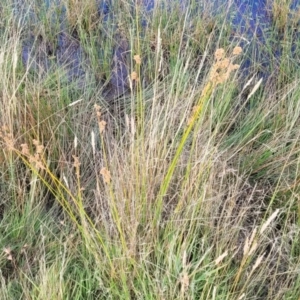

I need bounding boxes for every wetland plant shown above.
[0,1,299,299]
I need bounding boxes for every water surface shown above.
[20,0,300,99]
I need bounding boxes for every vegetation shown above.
[0,0,300,299]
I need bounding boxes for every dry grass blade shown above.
[260,209,280,234]
[246,78,263,100]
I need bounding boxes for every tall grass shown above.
[0,0,300,299]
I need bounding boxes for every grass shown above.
[0,0,300,299]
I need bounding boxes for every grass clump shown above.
[0,0,300,299]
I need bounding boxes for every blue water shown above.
[103,0,294,88]
[21,0,300,95]
[98,0,300,79]
[230,0,300,78]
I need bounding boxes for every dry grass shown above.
[267,0,300,32]
[0,0,300,299]
[63,0,98,30]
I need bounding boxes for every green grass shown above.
[0,0,300,299]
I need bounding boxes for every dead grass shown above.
[0,0,300,299]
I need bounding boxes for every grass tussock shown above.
[0,0,300,299]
